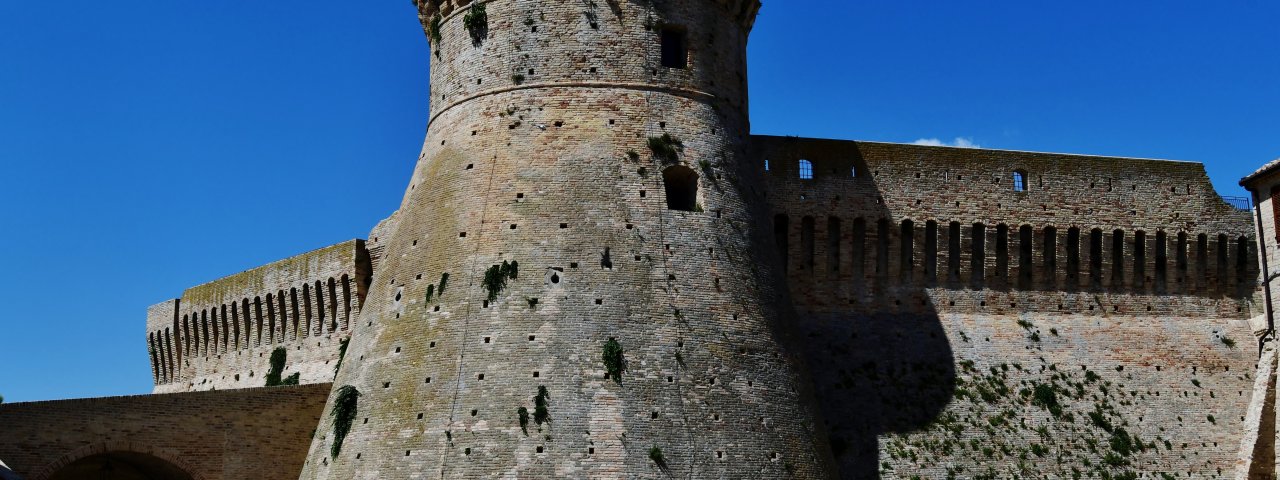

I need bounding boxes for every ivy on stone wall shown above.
[330,385,361,458]
[517,406,530,435]
[647,134,684,164]
[533,386,550,427]
[265,347,298,386]
[334,338,350,377]
[602,338,625,382]
[483,261,519,301]
[463,3,487,44]
[428,14,443,44]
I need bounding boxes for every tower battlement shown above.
[414,0,761,31]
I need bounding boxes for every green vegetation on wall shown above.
[463,3,487,42]
[334,338,351,377]
[483,261,519,301]
[330,385,361,458]
[647,134,684,164]
[602,338,625,382]
[517,406,530,435]
[534,386,550,427]
[265,347,300,387]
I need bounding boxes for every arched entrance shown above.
[45,452,193,480]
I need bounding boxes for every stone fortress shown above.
[1,1,1278,479]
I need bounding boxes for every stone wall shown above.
[300,0,836,478]
[0,384,330,480]
[756,136,1263,478]
[146,240,370,393]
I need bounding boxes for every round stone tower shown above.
[300,0,834,478]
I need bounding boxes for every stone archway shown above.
[29,443,205,480]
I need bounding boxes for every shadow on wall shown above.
[762,145,956,479]
[45,452,195,480]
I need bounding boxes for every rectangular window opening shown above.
[660,27,688,69]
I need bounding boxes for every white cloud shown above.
[912,137,981,149]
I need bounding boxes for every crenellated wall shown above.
[753,136,1265,478]
[146,240,372,394]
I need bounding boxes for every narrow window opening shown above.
[827,217,842,273]
[663,165,699,211]
[995,224,1009,282]
[801,216,816,273]
[660,27,688,69]
[1237,236,1251,294]
[852,218,867,289]
[1196,234,1209,292]
[924,220,939,285]
[774,214,789,273]
[948,222,962,283]
[1044,227,1058,290]
[875,219,891,286]
[1013,170,1028,192]
[1217,234,1230,294]
[1089,229,1103,291]
[1155,231,1168,293]
[971,223,987,287]
[1177,232,1189,289]
[1134,231,1147,290]
[1018,225,1033,290]
[798,159,814,180]
[900,220,915,283]
[1111,230,1126,288]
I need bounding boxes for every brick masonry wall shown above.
[300,0,836,479]
[0,384,330,480]
[756,136,1263,478]
[146,240,370,393]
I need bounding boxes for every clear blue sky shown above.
[1,1,1276,403]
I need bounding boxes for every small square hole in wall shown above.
[434,306,440,312]
[465,448,471,455]
[529,69,535,75]
[395,347,402,353]
[640,190,646,197]
[609,119,615,125]
[472,130,478,135]
[667,376,674,383]
[716,451,724,459]
[418,413,424,419]
[477,373,485,380]
[430,341,437,348]
[471,409,478,417]
[425,377,432,384]
[651,411,659,419]
[659,122,667,129]
[483,300,490,308]
[356,453,362,459]
[416,274,423,280]
[383,382,391,389]
[511,224,518,230]
[484,337,491,344]
[363,418,369,424]
[412,240,418,246]
[560,223,568,229]
[595,299,603,305]
[517,193,524,199]
[554,121,563,128]
[460,232,467,238]
[528,335,536,341]
[466,164,474,170]
[589,447,595,454]
[406,450,411,456]
[533,371,540,378]
[570,262,578,268]
[536,446,545,453]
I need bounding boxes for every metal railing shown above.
[1222,196,1252,211]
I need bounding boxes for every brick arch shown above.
[27,442,207,480]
